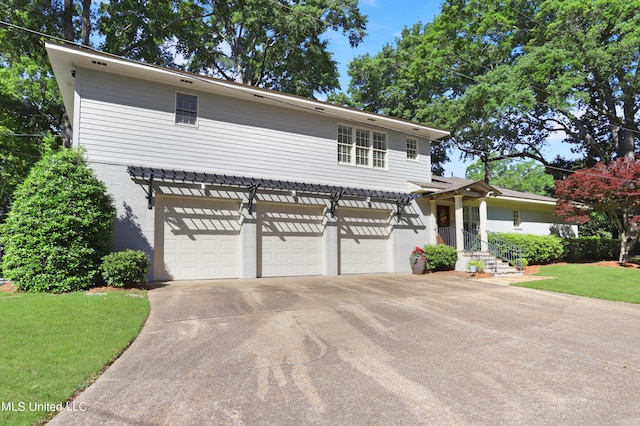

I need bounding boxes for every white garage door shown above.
[339,208,391,274]
[258,203,325,277]
[156,197,241,280]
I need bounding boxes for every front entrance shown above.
[436,205,455,247]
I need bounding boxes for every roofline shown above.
[492,195,557,206]
[45,42,451,140]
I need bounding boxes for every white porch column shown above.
[479,198,488,251]
[429,199,438,245]
[454,195,464,252]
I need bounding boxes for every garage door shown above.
[156,197,241,280]
[338,208,391,274]
[258,203,325,277]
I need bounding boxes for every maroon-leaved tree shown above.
[554,158,640,263]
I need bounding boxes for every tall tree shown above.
[341,0,640,173]
[465,158,554,196]
[554,158,640,262]
[98,0,367,98]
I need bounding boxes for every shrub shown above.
[100,250,150,287]
[561,237,621,262]
[423,244,458,271]
[489,233,563,265]
[466,259,485,273]
[0,150,115,292]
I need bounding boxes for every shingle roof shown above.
[416,176,557,203]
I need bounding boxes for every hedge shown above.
[488,233,563,265]
[423,244,458,271]
[561,237,620,262]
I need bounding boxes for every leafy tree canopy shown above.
[98,0,367,98]
[554,158,640,262]
[340,0,640,173]
[465,158,554,196]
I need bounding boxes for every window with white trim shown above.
[337,124,387,169]
[355,128,370,166]
[373,131,387,168]
[513,210,521,227]
[406,138,418,160]
[175,92,198,125]
[337,125,353,163]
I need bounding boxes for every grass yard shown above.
[0,289,149,425]
[515,263,640,303]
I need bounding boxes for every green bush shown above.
[100,250,150,287]
[489,233,563,265]
[561,237,620,262]
[466,259,485,273]
[0,150,115,292]
[423,244,458,271]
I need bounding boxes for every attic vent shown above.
[91,60,107,67]
[180,79,193,84]
[315,107,325,111]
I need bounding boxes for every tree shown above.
[0,0,93,218]
[0,149,115,292]
[554,158,640,263]
[341,0,640,173]
[465,158,554,196]
[98,0,367,98]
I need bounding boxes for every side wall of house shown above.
[74,67,432,193]
[487,205,577,236]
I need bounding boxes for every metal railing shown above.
[463,230,524,272]
[437,226,456,247]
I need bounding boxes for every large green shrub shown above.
[423,244,458,271]
[100,250,150,287]
[489,233,563,265]
[561,237,620,262]
[0,149,115,292]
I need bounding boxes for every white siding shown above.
[487,205,572,236]
[75,68,431,193]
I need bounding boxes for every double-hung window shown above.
[175,92,198,125]
[373,131,387,168]
[406,138,418,160]
[513,210,521,228]
[355,129,370,166]
[337,124,387,170]
[337,125,353,163]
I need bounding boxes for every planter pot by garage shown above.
[411,257,426,274]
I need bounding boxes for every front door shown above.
[437,205,450,227]
[436,205,454,246]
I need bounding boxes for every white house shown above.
[46,42,575,281]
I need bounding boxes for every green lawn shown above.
[0,290,149,425]
[514,264,640,303]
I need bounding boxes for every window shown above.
[337,124,387,169]
[337,125,353,164]
[355,129,370,166]
[463,206,480,233]
[373,132,387,168]
[513,210,521,228]
[175,93,197,125]
[406,138,418,160]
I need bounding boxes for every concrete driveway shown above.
[50,274,640,425]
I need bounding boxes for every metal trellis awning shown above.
[127,166,418,220]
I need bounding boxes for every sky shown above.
[322,0,574,178]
